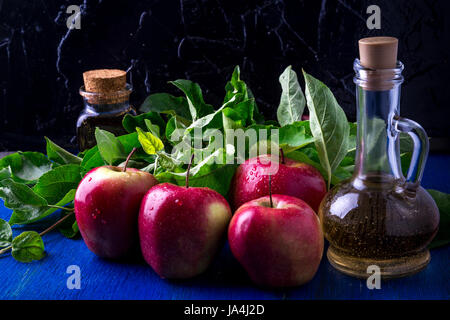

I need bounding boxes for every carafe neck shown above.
[352,59,404,182]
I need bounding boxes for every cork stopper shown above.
[80,69,130,104]
[358,37,398,70]
[83,69,126,93]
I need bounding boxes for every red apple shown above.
[139,183,232,279]
[74,166,158,258]
[230,154,326,212]
[228,194,324,287]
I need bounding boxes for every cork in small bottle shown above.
[81,69,129,104]
[358,37,399,90]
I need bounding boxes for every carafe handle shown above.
[392,115,429,189]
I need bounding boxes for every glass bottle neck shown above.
[353,59,404,182]
[79,83,133,115]
[83,101,132,115]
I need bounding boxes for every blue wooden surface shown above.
[0,154,449,300]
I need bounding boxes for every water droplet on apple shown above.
[174,199,183,206]
[88,177,92,182]
[91,208,101,219]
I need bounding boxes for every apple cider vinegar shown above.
[320,176,438,267]
[319,37,439,278]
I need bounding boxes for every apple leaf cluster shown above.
[0,66,449,263]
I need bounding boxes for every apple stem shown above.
[186,153,194,188]
[280,148,285,165]
[123,147,137,172]
[269,174,273,208]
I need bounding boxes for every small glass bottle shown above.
[319,37,439,278]
[77,69,136,151]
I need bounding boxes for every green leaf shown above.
[82,132,150,173]
[188,164,237,197]
[158,164,237,197]
[347,122,358,153]
[332,165,354,182]
[157,152,182,171]
[45,137,82,165]
[136,127,164,155]
[303,70,349,189]
[9,189,76,225]
[140,162,156,173]
[0,179,48,223]
[399,132,414,153]
[400,152,412,177]
[286,149,323,171]
[223,66,257,126]
[286,149,344,186]
[118,132,153,161]
[0,167,12,181]
[122,111,166,136]
[170,79,214,121]
[224,66,248,104]
[76,149,88,158]
[156,148,237,197]
[244,122,313,156]
[165,116,187,144]
[228,99,253,122]
[0,218,12,247]
[184,91,252,138]
[80,146,104,173]
[139,92,192,120]
[222,99,256,130]
[277,66,305,126]
[0,152,52,184]
[95,128,126,165]
[32,165,81,204]
[186,109,224,133]
[117,132,139,151]
[58,214,79,239]
[278,121,315,153]
[11,231,45,263]
[248,87,265,124]
[144,119,161,138]
[427,189,450,249]
[222,108,245,130]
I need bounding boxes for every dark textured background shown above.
[1,0,449,152]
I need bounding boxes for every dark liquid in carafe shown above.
[320,174,439,259]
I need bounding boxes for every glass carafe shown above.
[319,59,440,278]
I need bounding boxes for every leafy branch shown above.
[0,65,449,264]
